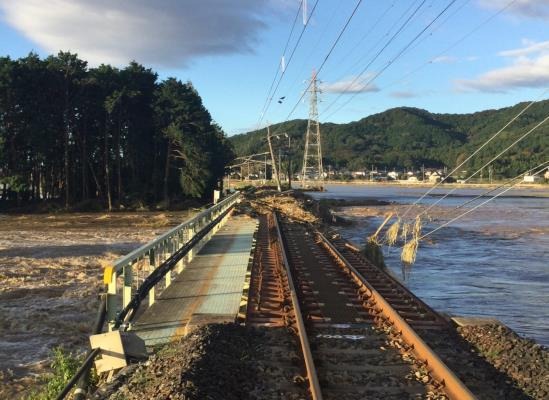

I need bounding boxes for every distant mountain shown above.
[230,100,549,177]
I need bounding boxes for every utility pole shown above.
[264,153,267,183]
[287,134,292,189]
[301,69,324,188]
[267,125,282,192]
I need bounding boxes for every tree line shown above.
[0,52,234,210]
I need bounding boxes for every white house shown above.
[523,175,542,183]
[428,171,443,183]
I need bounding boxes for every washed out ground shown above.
[0,211,193,398]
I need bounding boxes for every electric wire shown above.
[281,0,346,98]
[382,0,516,92]
[270,0,368,135]
[415,113,549,219]
[256,1,304,129]
[322,0,458,120]
[453,160,549,211]
[399,88,549,219]
[320,0,428,117]
[418,160,549,240]
[258,0,320,128]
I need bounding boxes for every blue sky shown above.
[0,0,548,135]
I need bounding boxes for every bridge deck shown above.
[132,215,257,346]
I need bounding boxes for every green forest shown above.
[0,52,234,210]
[231,100,548,178]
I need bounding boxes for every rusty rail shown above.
[272,212,323,400]
[317,231,477,400]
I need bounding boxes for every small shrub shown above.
[25,347,84,400]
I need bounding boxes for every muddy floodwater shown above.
[310,184,549,346]
[0,211,192,397]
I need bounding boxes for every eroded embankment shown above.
[95,324,306,400]
[458,323,549,399]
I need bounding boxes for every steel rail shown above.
[272,212,323,400]
[317,231,477,400]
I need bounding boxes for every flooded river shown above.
[310,184,549,346]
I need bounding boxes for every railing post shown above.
[122,264,132,308]
[186,225,195,263]
[149,249,156,306]
[106,269,118,331]
[165,241,172,287]
[176,233,184,273]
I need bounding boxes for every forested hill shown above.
[230,100,549,177]
[0,52,234,210]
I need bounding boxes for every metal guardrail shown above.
[103,191,241,329]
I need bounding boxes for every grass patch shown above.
[25,347,96,400]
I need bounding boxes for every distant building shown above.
[523,175,542,183]
[407,176,419,182]
[351,171,367,178]
[428,171,443,183]
[387,171,399,180]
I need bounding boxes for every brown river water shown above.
[310,184,549,346]
[0,211,191,397]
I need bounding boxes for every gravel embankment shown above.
[458,323,549,400]
[95,323,307,400]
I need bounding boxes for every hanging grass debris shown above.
[401,216,422,265]
[401,222,410,243]
[401,237,419,265]
[413,215,422,238]
[385,217,401,246]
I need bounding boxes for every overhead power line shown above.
[256,1,304,129]
[319,0,428,117]
[416,113,549,219]
[272,0,365,134]
[382,0,517,92]
[257,0,320,128]
[400,88,549,219]
[323,0,459,120]
[418,160,549,240]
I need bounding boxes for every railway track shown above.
[245,209,532,400]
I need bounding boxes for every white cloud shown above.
[321,75,379,94]
[390,91,418,98]
[477,0,549,20]
[431,55,458,64]
[498,40,549,57]
[0,0,283,67]
[456,41,549,92]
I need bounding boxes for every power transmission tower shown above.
[301,70,324,188]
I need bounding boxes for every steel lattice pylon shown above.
[301,70,324,187]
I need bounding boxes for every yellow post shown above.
[148,249,156,306]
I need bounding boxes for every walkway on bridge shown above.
[132,214,257,346]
